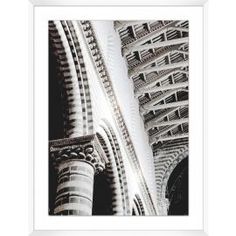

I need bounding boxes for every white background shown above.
[0,0,236,235]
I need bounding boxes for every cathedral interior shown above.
[49,20,189,216]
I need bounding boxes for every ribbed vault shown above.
[115,20,189,214]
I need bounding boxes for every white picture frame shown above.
[29,0,208,235]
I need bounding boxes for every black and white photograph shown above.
[48,20,189,216]
[4,0,236,235]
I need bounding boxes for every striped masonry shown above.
[54,160,95,215]
[100,121,131,215]
[135,194,145,215]
[49,20,97,215]
[49,20,93,138]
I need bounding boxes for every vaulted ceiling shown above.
[115,20,189,195]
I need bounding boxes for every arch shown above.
[80,20,157,215]
[94,119,131,215]
[166,157,188,215]
[155,146,188,215]
[160,149,188,200]
[49,20,93,138]
[49,20,94,215]
[132,194,145,216]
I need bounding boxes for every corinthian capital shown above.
[49,134,106,174]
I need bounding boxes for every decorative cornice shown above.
[79,20,157,215]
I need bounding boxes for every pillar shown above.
[50,135,105,215]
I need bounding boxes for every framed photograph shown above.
[29,0,207,235]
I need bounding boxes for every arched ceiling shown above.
[115,20,189,157]
[115,21,189,212]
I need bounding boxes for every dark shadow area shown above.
[166,157,188,215]
[48,37,64,215]
[49,40,64,140]
[92,172,113,215]
[48,157,57,215]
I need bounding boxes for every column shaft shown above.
[49,135,105,216]
[54,160,95,215]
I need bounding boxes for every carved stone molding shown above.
[79,20,157,215]
[50,134,106,174]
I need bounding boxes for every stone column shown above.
[50,135,105,215]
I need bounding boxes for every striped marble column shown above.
[50,135,105,215]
